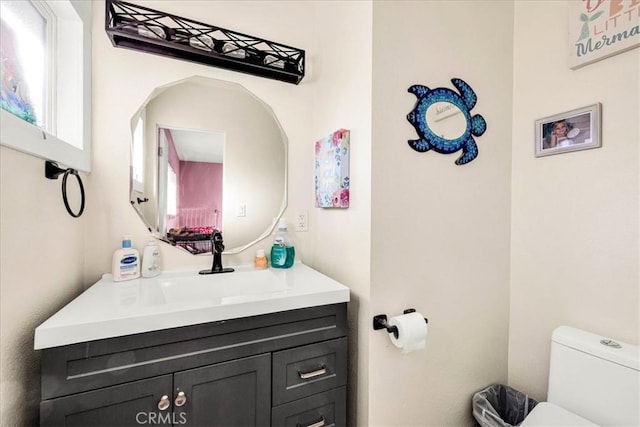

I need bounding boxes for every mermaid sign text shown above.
[569,0,640,69]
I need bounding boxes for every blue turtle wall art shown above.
[406,78,487,165]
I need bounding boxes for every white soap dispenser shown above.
[141,240,161,278]
[112,235,140,282]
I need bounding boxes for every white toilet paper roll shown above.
[388,311,427,354]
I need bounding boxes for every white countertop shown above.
[34,262,350,349]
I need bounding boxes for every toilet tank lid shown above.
[552,326,639,371]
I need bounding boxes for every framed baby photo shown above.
[535,103,601,158]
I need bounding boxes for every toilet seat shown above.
[520,402,599,426]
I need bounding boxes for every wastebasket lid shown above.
[520,402,598,427]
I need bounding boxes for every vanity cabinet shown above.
[39,303,347,426]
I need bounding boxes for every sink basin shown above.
[158,268,290,305]
[34,262,350,349]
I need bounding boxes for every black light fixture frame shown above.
[105,0,305,84]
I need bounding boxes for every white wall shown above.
[0,147,86,426]
[307,3,373,425]
[509,1,640,401]
[369,2,514,425]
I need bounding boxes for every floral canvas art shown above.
[315,129,350,208]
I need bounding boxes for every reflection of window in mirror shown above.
[167,166,177,217]
[132,115,144,192]
[0,0,92,171]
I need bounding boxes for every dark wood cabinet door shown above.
[174,353,271,427]
[40,375,172,426]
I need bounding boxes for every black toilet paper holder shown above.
[373,309,428,339]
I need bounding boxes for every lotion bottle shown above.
[141,240,161,278]
[112,235,140,282]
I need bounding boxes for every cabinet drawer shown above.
[272,386,346,427]
[272,337,347,406]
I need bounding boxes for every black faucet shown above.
[199,231,235,275]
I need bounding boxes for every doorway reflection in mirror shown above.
[160,127,224,254]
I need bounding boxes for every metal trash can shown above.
[472,384,538,427]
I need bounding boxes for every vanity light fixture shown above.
[105,0,305,84]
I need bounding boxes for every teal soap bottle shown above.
[270,218,295,268]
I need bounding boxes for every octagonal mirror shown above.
[130,76,287,254]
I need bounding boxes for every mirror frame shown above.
[129,75,288,254]
[406,78,487,166]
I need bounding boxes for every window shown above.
[0,0,91,172]
[0,0,47,127]
[167,166,177,217]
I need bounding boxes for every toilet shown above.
[520,326,640,426]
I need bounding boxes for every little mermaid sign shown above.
[569,0,640,69]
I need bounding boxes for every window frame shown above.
[0,0,92,172]
[131,113,145,193]
[166,164,177,217]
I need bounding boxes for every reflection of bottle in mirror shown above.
[270,219,295,269]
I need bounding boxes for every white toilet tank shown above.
[547,326,639,426]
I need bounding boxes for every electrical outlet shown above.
[295,211,308,232]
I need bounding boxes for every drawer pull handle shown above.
[298,366,327,379]
[157,395,170,411]
[298,416,325,427]
[174,391,187,407]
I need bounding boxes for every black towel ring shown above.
[45,161,85,218]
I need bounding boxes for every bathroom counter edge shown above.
[34,262,350,349]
